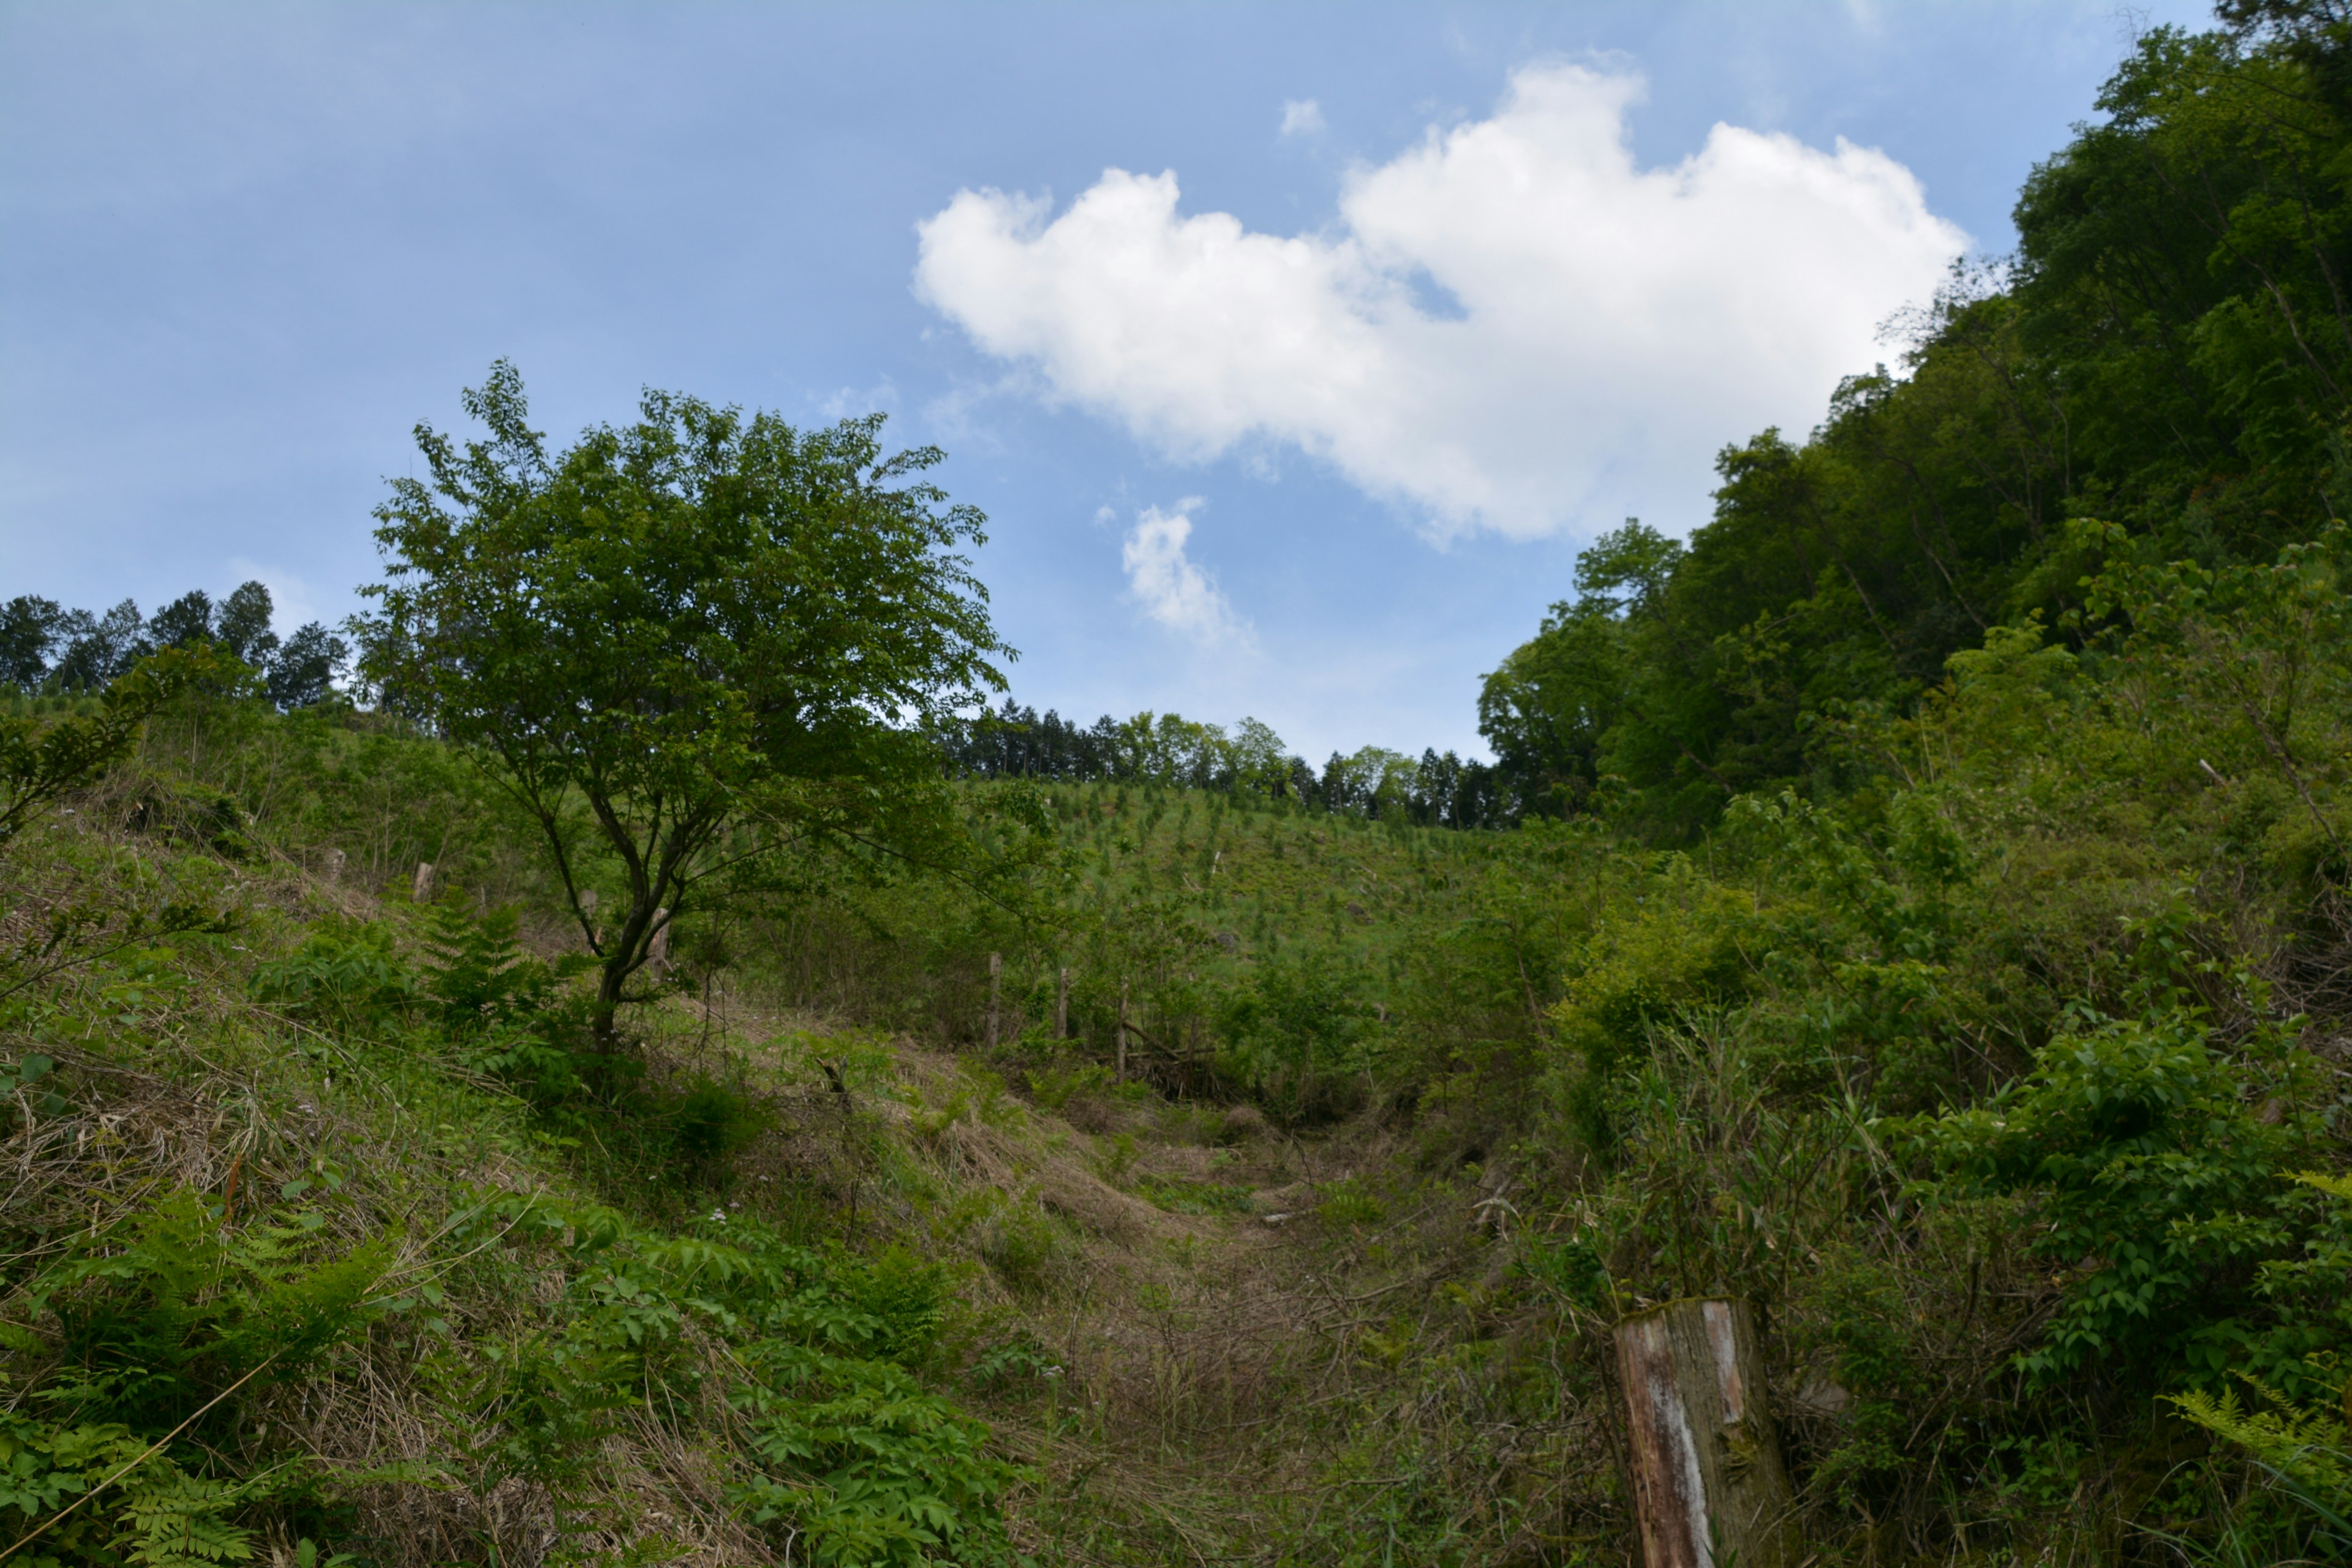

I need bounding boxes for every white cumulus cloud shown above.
[914,61,1969,540]
[1119,499,1248,646]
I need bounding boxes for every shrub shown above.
[1915,1005,2328,1391]
[249,922,415,1035]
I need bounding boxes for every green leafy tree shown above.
[146,591,218,652]
[1228,717,1291,798]
[53,600,149,691]
[262,623,345,711]
[0,596,63,687]
[2013,19,2352,545]
[358,363,1010,1044]
[1477,519,1681,818]
[1217,948,1379,1124]
[211,582,279,669]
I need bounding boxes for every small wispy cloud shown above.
[1279,98,1325,137]
[818,377,899,421]
[1119,499,1249,646]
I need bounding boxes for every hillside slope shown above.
[12,560,2352,1566]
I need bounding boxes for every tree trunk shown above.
[592,902,658,1051]
[592,965,624,1050]
[1056,965,1071,1038]
[1614,1298,1797,1568]
[411,861,435,903]
[1116,982,1128,1080]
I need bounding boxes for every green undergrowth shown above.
[0,817,1042,1568]
[7,522,2352,1567]
[727,530,2352,1564]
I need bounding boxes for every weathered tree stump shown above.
[1614,1298,1797,1568]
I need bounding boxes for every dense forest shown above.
[1481,0,2352,837]
[940,704,1512,831]
[9,6,2352,1566]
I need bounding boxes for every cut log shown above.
[1614,1298,1797,1568]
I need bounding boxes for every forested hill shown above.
[7,7,2352,1568]
[1482,2,2352,835]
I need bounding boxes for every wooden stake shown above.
[1613,1298,1796,1568]
[1056,966,1070,1039]
[410,861,435,903]
[987,951,1002,1048]
[1116,982,1128,1081]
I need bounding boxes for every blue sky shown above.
[1,1,2209,761]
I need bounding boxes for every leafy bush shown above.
[1916,1005,2328,1390]
[1216,948,1379,1125]
[1023,1061,1112,1113]
[249,923,415,1034]
[661,1076,772,1170]
[0,1415,273,1568]
[381,1192,1027,1567]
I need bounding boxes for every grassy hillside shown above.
[9,545,2352,1567]
[0,692,1583,1567]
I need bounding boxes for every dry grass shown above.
[711,1023,1622,1566]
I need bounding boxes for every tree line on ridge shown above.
[937,702,1516,829]
[1,582,346,710]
